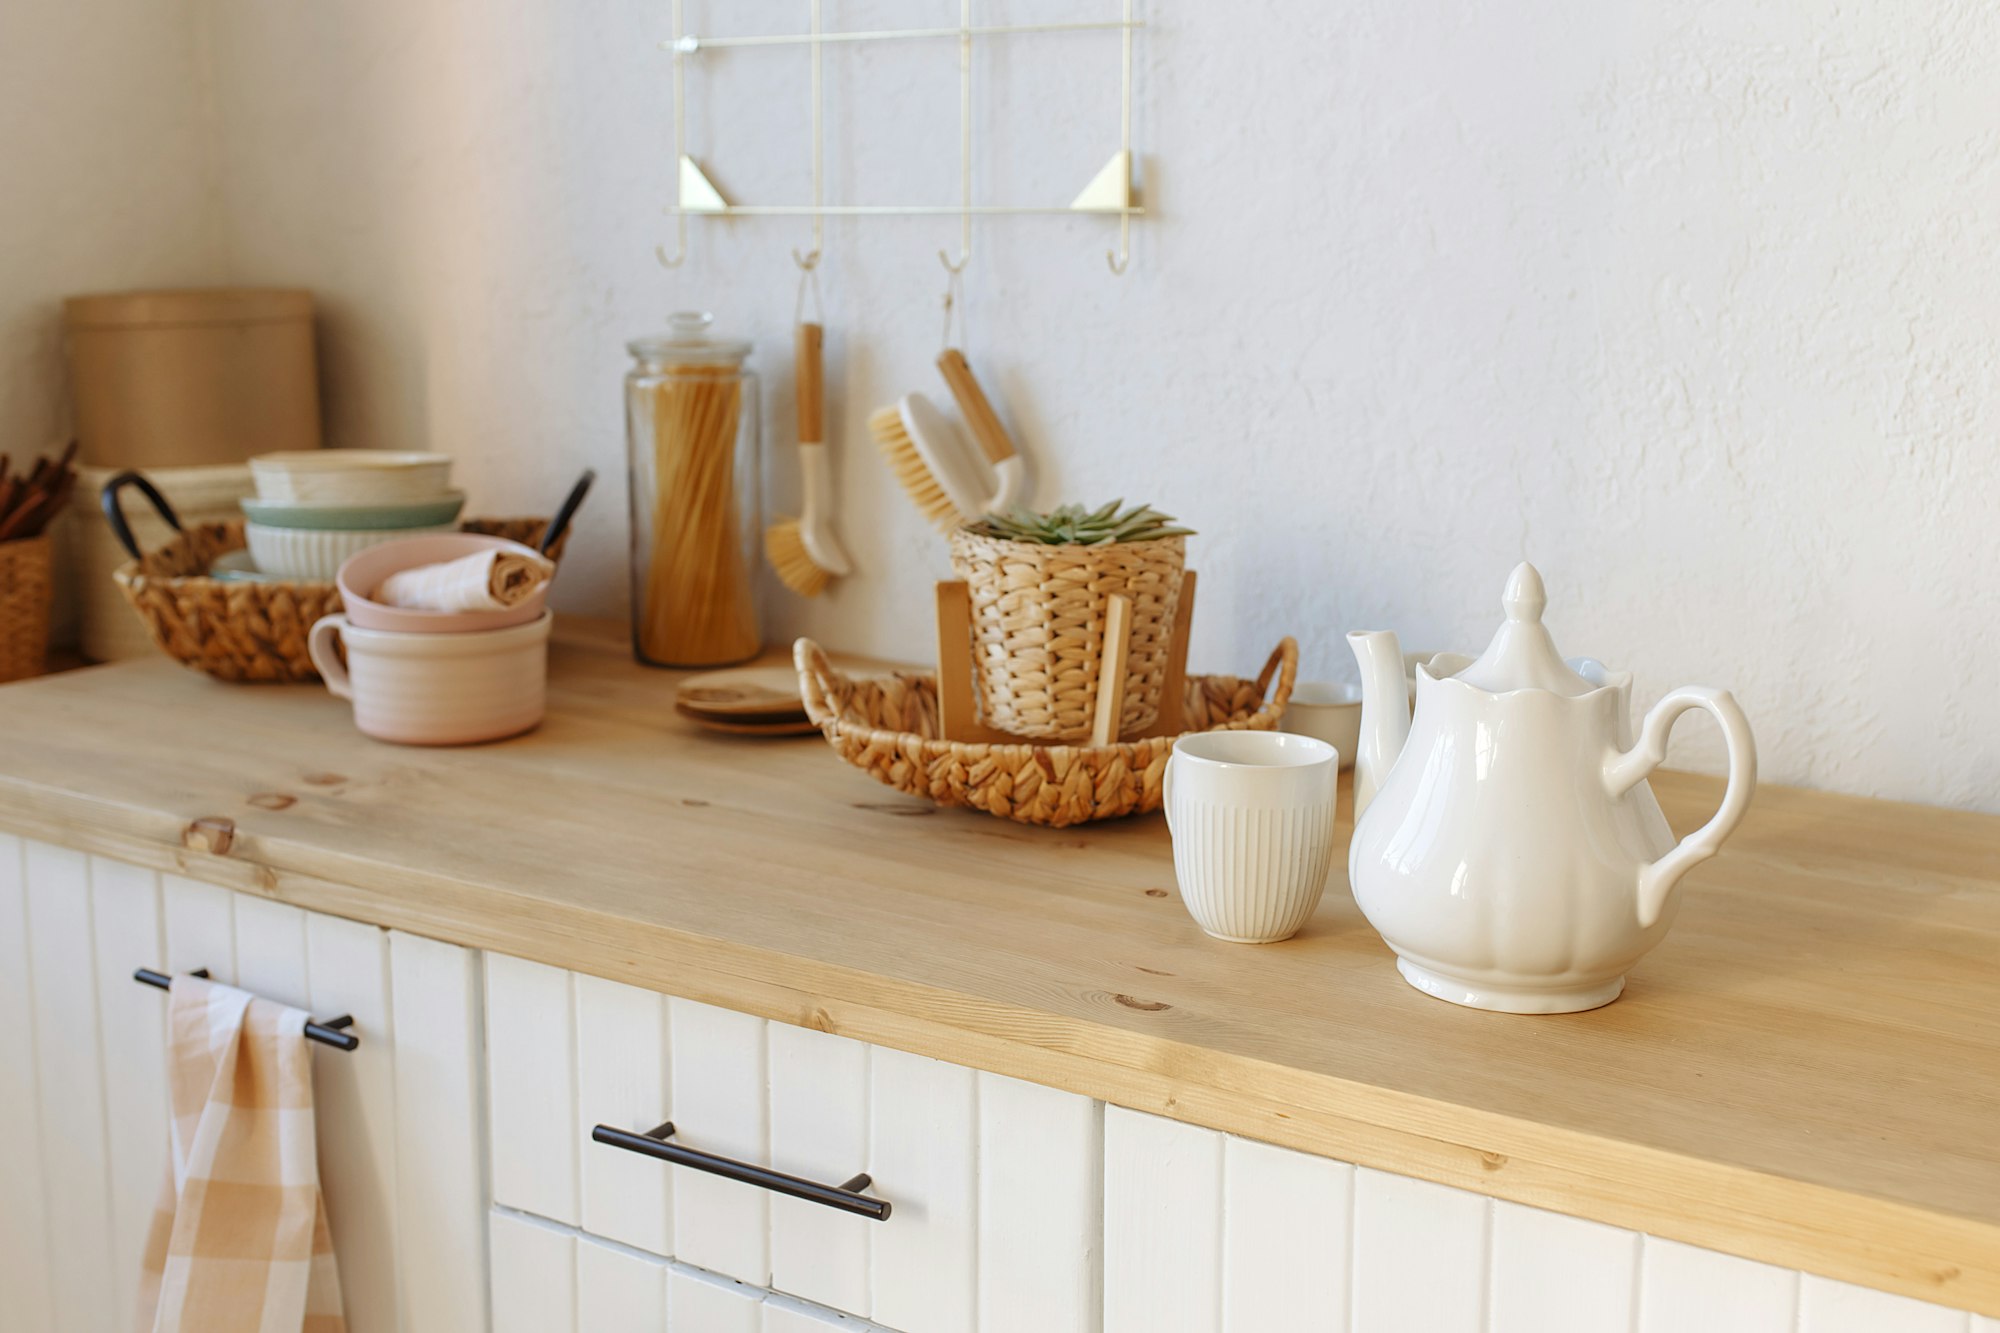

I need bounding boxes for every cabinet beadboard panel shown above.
[1351,1168,1489,1333]
[869,1047,977,1333]
[86,854,168,1313]
[1640,1236,1799,1332]
[0,834,56,1333]
[161,871,236,980]
[576,1233,668,1331]
[575,973,672,1255]
[1220,1134,1353,1332]
[232,893,310,1009]
[307,912,399,1333]
[388,929,489,1333]
[22,840,118,1333]
[1107,1105,1978,1333]
[669,996,773,1286]
[490,1210,577,1333]
[1799,1274,1974,1333]
[768,1022,871,1314]
[669,1265,764,1333]
[978,1070,1103,1333]
[1489,1199,1638,1333]
[1104,1105,1224,1333]
[485,952,580,1225]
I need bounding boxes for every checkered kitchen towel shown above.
[136,975,345,1333]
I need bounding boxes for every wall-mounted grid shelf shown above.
[657,1,1143,275]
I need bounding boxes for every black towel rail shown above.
[133,967,360,1051]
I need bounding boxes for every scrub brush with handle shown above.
[765,322,852,596]
[868,349,1027,532]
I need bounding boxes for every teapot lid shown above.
[1451,563,1595,696]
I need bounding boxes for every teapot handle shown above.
[1603,686,1757,928]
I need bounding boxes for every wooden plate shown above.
[675,665,811,721]
[673,702,820,737]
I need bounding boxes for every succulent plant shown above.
[964,500,1194,546]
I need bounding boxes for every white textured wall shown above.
[0,0,222,466]
[192,1,2000,810]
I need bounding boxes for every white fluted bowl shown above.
[245,520,454,582]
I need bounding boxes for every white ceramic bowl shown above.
[1281,681,1363,771]
[245,520,456,582]
[251,451,454,506]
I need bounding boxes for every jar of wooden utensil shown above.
[625,312,761,669]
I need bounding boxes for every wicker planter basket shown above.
[795,636,1297,827]
[948,528,1187,742]
[0,535,54,684]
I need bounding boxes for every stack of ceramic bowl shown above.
[241,451,463,581]
[307,534,556,746]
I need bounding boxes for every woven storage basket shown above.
[0,535,54,684]
[948,528,1186,742]
[796,635,1297,827]
[113,516,562,682]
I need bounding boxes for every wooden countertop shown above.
[2,623,1996,1314]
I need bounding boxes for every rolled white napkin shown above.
[374,548,554,612]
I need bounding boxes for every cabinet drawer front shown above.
[487,953,1105,1329]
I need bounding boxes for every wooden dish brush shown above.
[766,322,851,596]
[869,349,1026,531]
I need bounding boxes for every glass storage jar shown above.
[626,311,760,668]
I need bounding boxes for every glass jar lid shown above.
[627,310,751,366]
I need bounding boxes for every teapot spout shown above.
[1347,630,1410,822]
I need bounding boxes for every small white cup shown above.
[308,612,551,746]
[1165,730,1340,943]
[1281,680,1363,770]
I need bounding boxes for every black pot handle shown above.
[100,471,184,561]
[539,467,595,555]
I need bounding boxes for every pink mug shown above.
[308,612,551,746]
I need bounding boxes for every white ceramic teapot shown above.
[1346,563,1756,1014]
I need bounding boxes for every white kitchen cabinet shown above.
[1100,1102,1982,1333]
[483,956,1106,1331]
[0,836,486,1333]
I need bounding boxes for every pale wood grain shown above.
[0,624,1995,1312]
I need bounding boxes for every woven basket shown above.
[796,635,1297,827]
[948,529,1186,742]
[0,535,54,684]
[112,516,564,683]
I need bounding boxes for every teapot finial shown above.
[1502,562,1547,623]
[1452,561,1593,696]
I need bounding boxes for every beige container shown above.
[64,289,320,468]
[69,463,255,662]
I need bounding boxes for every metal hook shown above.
[937,247,969,275]
[655,239,686,269]
[1106,247,1129,276]
[792,247,820,271]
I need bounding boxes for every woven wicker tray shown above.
[794,636,1298,827]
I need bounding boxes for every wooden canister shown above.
[64,288,321,468]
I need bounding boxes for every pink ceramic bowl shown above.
[337,533,550,633]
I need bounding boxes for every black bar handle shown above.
[100,471,184,562]
[134,967,360,1052]
[592,1121,890,1221]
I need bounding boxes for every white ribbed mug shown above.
[1165,731,1340,943]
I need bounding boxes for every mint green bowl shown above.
[240,492,466,530]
